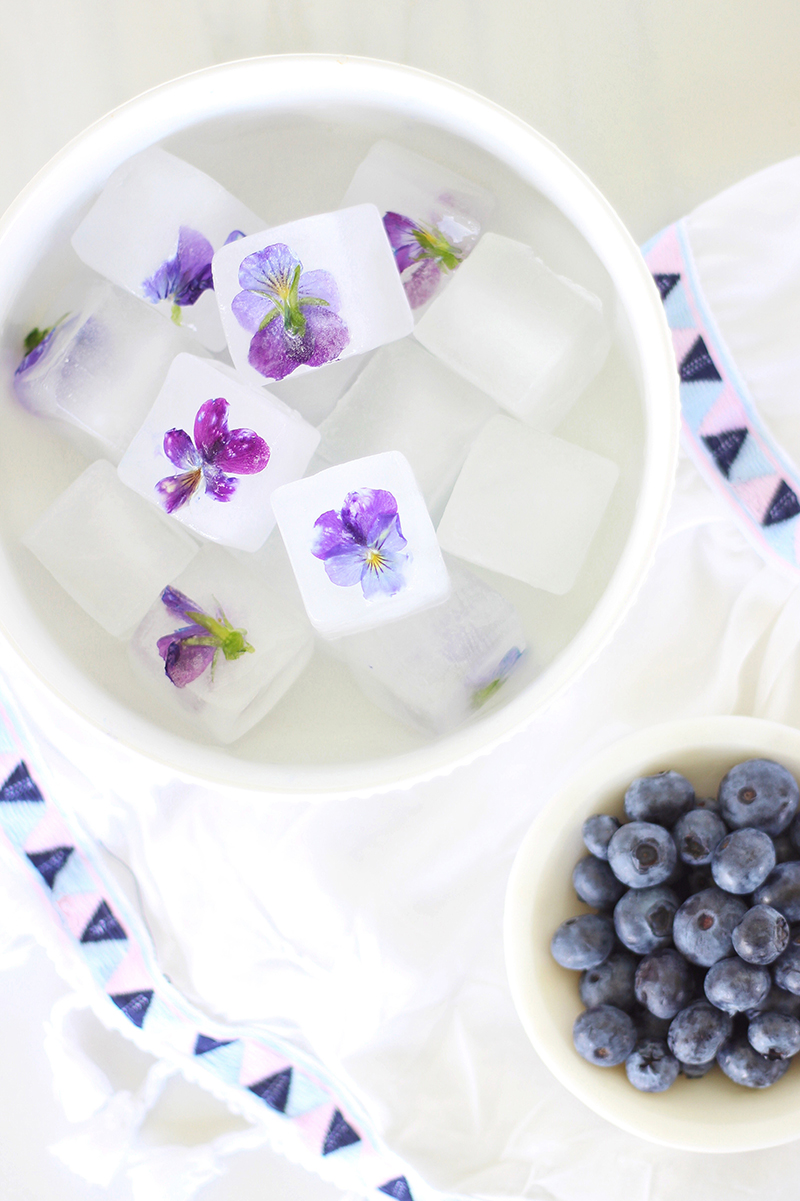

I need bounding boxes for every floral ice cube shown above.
[212,204,413,388]
[22,459,198,637]
[414,232,611,430]
[13,279,196,462]
[117,354,320,553]
[270,451,450,638]
[71,147,264,351]
[340,140,495,312]
[317,338,496,523]
[436,415,619,595]
[336,557,528,735]
[128,545,314,744]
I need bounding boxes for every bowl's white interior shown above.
[0,58,677,794]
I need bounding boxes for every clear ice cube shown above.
[414,231,611,430]
[71,147,265,351]
[22,459,198,636]
[436,415,619,595]
[212,204,413,388]
[128,544,314,744]
[268,351,372,427]
[270,451,450,638]
[117,354,320,553]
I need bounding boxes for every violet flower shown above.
[311,488,409,599]
[383,211,466,308]
[143,227,244,324]
[231,243,350,381]
[156,397,270,514]
[15,313,72,375]
[471,646,524,709]
[157,586,254,688]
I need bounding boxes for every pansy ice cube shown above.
[340,140,495,312]
[129,544,314,744]
[271,451,450,638]
[212,204,413,388]
[117,354,320,553]
[71,147,264,351]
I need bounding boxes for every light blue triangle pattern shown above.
[0,801,45,848]
[679,379,725,432]
[663,279,694,329]
[285,1071,332,1118]
[197,1040,245,1087]
[51,853,98,901]
[81,938,129,986]
[762,514,799,566]
[726,434,776,485]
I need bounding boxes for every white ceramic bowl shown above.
[504,716,800,1152]
[0,55,678,796]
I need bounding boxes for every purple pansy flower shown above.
[157,586,254,688]
[311,488,409,599]
[231,243,350,381]
[156,397,270,514]
[383,211,466,308]
[15,312,72,376]
[143,227,244,324]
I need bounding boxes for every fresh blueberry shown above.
[750,987,800,1020]
[717,1036,791,1088]
[704,957,771,1015]
[748,1011,800,1060]
[673,887,748,966]
[631,1004,673,1041]
[731,905,790,965]
[551,914,615,970]
[679,1058,716,1078]
[753,862,800,922]
[635,948,694,1019]
[573,1004,637,1067]
[789,812,800,855]
[572,855,626,909]
[692,795,723,815]
[625,1038,680,1092]
[608,822,677,889]
[668,999,732,1064]
[582,814,621,860]
[772,833,795,864]
[672,809,727,866]
[623,771,694,826]
[718,759,799,836]
[710,828,776,894]
[773,934,800,995]
[579,951,638,1011]
[613,885,680,954]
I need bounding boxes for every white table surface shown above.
[1,2,799,1198]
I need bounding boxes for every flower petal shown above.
[402,257,442,308]
[383,212,422,273]
[322,546,368,588]
[237,243,299,295]
[160,587,205,622]
[193,398,230,458]
[224,229,246,245]
[163,427,200,470]
[201,462,238,503]
[369,511,408,555]
[298,269,341,312]
[311,509,355,560]
[231,288,277,333]
[209,427,270,473]
[156,469,202,513]
[301,306,350,368]
[142,253,179,303]
[360,550,407,599]
[173,226,215,306]
[163,638,216,687]
[340,488,398,544]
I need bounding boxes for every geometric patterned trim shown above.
[643,220,800,577]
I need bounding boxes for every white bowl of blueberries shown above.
[504,716,800,1151]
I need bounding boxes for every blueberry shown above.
[551,914,615,970]
[753,862,800,922]
[608,822,677,889]
[772,833,795,864]
[623,771,694,826]
[748,1011,800,1060]
[789,812,800,855]
[672,887,748,966]
[582,814,621,860]
[692,795,723,815]
[668,999,732,1064]
[751,987,800,1019]
[680,1058,716,1078]
[631,1004,673,1041]
[635,948,694,1019]
[573,1005,637,1067]
[672,809,727,866]
[718,759,799,836]
[613,885,680,954]
[717,1036,791,1088]
[704,957,771,1015]
[710,828,776,894]
[572,855,626,909]
[731,905,789,965]
[625,1038,679,1092]
[579,951,638,1011]
[773,934,800,995]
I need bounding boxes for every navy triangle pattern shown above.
[379,1177,413,1201]
[248,1067,292,1113]
[701,428,748,478]
[26,845,73,889]
[80,899,127,943]
[111,989,153,1028]
[679,335,722,384]
[764,480,800,527]
[194,1034,236,1056]
[653,272,680,301]
[0,761,44,805]
[322,1108,361,1156]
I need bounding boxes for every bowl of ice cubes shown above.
[505,716,800,1151]
[0,55,678,794]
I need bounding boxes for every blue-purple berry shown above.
[551,914,615,970]
[668,999,732,1065]
[625,1038,679,1091]
[731,905,789,965]
[573,1005,637,1066]
[581,814,620,860]
[717,1036,791,1088]
[672,887,747,967]
[613,885,679,955]
[608,822,677,889]
[579,951,638,1011]
[773,935,800,995]
[753,862,800,923]
[672,809,727,866]
[572,855,626,909]
[718,759,799,836]
[748,1011,800,1060]
[634,948,694,1019]
[710,828,776,894]
[623,771,694,826]
[704,957,771,1015]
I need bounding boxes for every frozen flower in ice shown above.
[471,646,524,709]
[143,226,244,324]
[311,488,409,599]
[156,396,269,514]
[15,313,72,375]
[231,243,350,381]
[383,211,467,308]
[157,586,254,687]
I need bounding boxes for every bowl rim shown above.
[0,54,679,797]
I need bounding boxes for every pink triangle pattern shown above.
[644,221,683,275]
[293,1100,338,1151]
[105,942,153,996]
[22,806,74,855]
[696,383,750,439]
[731,475,783,524]
[671,327,698,364]
[239,1039,293,1089]
[57,892,106,940]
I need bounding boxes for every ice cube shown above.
[13,279,196,462]
[414,231,611,430]
[128,544,314,744]
[117,354,320,553]
[436,415,619,595]
[268,350,372,427]
[340,139,495,313]
[71,147,264,351]
[22,459,198,636]
[317,338,496,523]
[212,204,413,388]
[271,451,450,638]
[336,556,528,734]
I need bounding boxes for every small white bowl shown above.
[504,716,800,1152]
